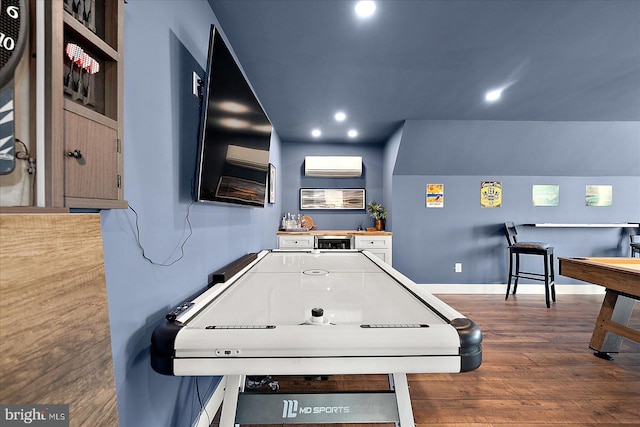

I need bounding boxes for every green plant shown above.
[366,201,387,220]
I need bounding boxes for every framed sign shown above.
[480,180,502,208]
[300,189,365,210]
[532,185,559,207]
[426,184,444,208]
[268,163,276,204]
[585,185,612,207]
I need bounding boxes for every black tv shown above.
[195,25,272,207]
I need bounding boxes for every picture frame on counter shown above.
[300,188,365,210]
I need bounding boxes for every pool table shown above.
[151,250,482,426]
[559,257,640,360]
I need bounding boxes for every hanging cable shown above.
[127,202,193,266]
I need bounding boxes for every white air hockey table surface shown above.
[151,250,481,427]
[152,250,481,376]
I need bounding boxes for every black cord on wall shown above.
[193,376,217,427]
[128,202,194,266]
[14,138,36,206]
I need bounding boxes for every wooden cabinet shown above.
[354,235,393,265]
[64,110,119,201]
[43,0,126,209]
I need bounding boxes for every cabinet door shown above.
[354,236,391,249]
[366,250,389,264]
[355,235,392,265]
[64,110,119,201]
[278,235,314,249]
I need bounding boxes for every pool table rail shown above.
[559,257,639,296]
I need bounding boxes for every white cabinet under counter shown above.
[277,235,315,249]
[354,235,392,265]
[276,230,392,265]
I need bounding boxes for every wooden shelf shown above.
[0,207,70,214]
[63,13,118,61]
[64,98,118,129]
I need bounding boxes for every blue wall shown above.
[390,120,640,284]
[94,3,639,425]
[394,120,640,176]
[280,141,385,231]
[99,2,281,426]
[382,125,404,231]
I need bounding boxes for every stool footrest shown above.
[513,271,554,283]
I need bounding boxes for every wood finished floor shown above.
[210,294,640,426]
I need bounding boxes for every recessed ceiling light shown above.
[334,111,347,122]
[218,101,250,113]
[348,129,358,138]
[355,1,376,18]
[485,89,502,102]
[218,118,249,129]
[311,129,322,137]
[252,124,273,134]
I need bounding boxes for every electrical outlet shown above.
[192,71,201,96]
[455,263,462,273]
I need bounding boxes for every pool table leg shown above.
[590,291,637,360]
[389,373,415,427]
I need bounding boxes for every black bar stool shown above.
[503,222,556,308]
[631,234,640,257]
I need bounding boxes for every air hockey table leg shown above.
[219,375,244,427]
[389,373,416,427]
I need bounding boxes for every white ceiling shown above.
[208,0,640,144]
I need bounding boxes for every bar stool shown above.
[503,222,556,308]
[631,235,640,257]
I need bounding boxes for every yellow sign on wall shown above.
[480,180,502,208]
[426,184,444,208]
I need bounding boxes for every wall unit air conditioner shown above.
[304,156,362,177]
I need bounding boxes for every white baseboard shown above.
[421,283,606,295]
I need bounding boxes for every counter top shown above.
[277,229,392,236]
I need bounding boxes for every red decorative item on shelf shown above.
[64,42,99,106]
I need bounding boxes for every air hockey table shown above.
[151,250,482,426]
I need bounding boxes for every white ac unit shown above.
[304,156,362,177]
[226,145,269,171]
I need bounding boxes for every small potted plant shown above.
[366,201,387,231]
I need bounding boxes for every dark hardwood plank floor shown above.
[210,294,640,426]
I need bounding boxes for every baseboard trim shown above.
[421,284,606,295]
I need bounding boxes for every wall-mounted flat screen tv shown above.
[195,25,272,207]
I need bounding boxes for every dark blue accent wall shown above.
[382,125,404,231]
[280,141,385,231]
[394,120,640,176]
[99,2,281,426]
[390,120,640,284]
